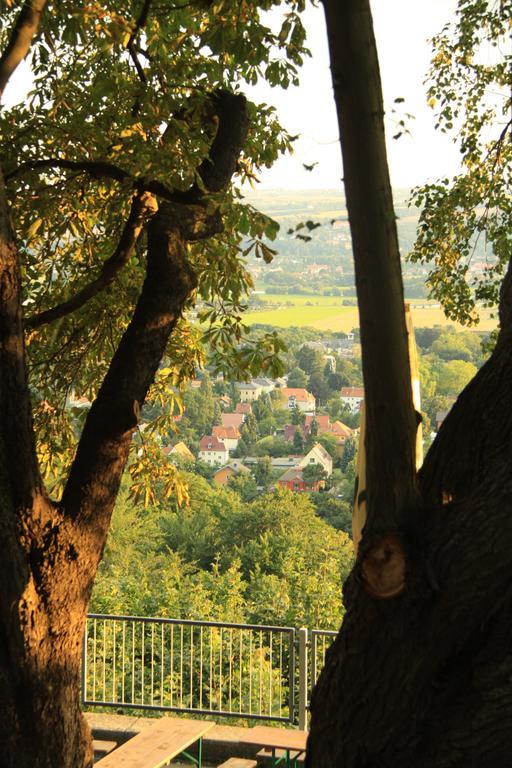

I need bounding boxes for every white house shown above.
[212,425,241,452]
[198,435,229,466]
[340,387,364,412]
[299,443,333,477]
[279,387,316,414]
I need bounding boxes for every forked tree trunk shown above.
[0,193,198,768]
[307,2,512,766]
[0,83,247,766]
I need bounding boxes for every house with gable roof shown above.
[212,424,241,451]
[340,386,364,412]
[299,442,333,476]
[279,387,316,414]
[198,435,229,466]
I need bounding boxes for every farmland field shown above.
[245,294,497,332]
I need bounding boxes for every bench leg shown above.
[181,737,203,768]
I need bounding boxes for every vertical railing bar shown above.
[190,626,194,710]
[219,627,223,712]
[180,624,184,709]
[102,619,107,702]
[288,629,295,725]
[209,627,213,712]
[150,623,155,705]
[259,630,263,716]
[228,628,233,713]
[161,623,165,707]
[121,620,126,704]
[92,619,97,701]
[199,626,203,711]
[249,631,253,715]
[170,624,174,708]
[141,622,145,705]
[131,621,135,704]
[239,629,243,714]
[279,632,283,717]
[269,631,273,717]
[112,620,117,703]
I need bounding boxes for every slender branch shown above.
[60,92,248,557]
[0,0,47,99]
[128,44,148,85]
[5,158,198,204]
[25,192,157,329]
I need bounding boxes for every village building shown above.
[299,443,333,476]
[235,402,252,416]
[212,425,241,451]
[163,441,195,463]
[237,381,263,402]
[279,387,316,413]
[221,412,245,430]
[213,461,250,486]
[252,377,275,394]
[340,386,364,412]
[198,436,229,466]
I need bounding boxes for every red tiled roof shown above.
[213,425,240,440]
[280,388,315,402]
[340,387,364,398]
[199,435,228,452]
[304,414,330,432]
[235,402,252,414]
[221,413,245,429]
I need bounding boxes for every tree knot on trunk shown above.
[360,532,407,598]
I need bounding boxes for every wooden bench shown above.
[95,717,214,768]
[93,740,117,762]
[257,748,305,765]
[218,759,258,768]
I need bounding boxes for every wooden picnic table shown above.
[96,717,214,768]
[239,726,308,768]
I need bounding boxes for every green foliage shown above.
[301,463,327,485]
[296,345,324,374]
[310,493,352,535]
[253,456,273,487]
[409,0,512,325]
[287,366,308,388]
[436,359,477,396]
[0,0,311,494]
[93,478,354,630]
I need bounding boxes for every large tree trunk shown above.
[0,186,198,768]
[308,1,512,765]
[0,89,247,766]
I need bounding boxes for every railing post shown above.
[297,627,308,731]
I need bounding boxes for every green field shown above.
[245,294,498,332]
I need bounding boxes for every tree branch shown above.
[25,192,156,329]
[6,158,198,204]
[59,91,248,579]
[0,0,47,99]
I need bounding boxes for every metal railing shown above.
[82,614,296,724]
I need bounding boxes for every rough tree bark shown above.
[0,62,248,768]
[308,2,512,766]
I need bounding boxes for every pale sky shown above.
[3,0,460,191]
[251,0,460,190]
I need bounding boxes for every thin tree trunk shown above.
[308,2,512,766]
